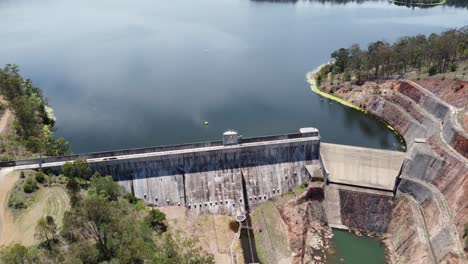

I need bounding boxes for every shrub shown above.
[8,195,26,209]
[25,136,44,153]
[35,171,46,183]
[124,193,139,204]
[428,65,437,76]
[134,200,146,211]
[145,209,167,234]
[66,177,81,194]
[316,75,322,87]
[24,184,35,193]
[0,156,11,162]
[449,63,458,72]
[24,178,38,193]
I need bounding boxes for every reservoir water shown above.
[1,0,467,153]
[1,0,466,262]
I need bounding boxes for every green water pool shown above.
[328,229,387,264]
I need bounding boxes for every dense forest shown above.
[315,27,468,86]
[1,159,215,263]
[0,64,69,159]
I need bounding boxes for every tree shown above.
[331,48,350,73]
[319,27,467,85]
[62,158,92,179]
[35,216,59,250]
[61,195,156,262]
[153,233,215,264]
[25,136,44,154]
[428,65,438,76]
[90,175,122,201]
[12,96,41,138]
[61,195,117,260]
[0,244,40,264]
[66,177,82,206]
[49,137,70,156]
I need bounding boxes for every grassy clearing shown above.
[7,171,67,216]
[159,207,235,263]
[16,187,70,229]
[250,192,302,264]
[7,170,41,215]
[11,186,70,246]
[3,169,70,246]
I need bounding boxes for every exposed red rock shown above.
[279,192,333,264]
[320,78,468,263]
[414,78,468,108]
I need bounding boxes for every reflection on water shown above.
[0,0,466,153]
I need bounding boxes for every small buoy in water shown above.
[204,121,209,125]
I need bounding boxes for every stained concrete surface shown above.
[321,143,405,190]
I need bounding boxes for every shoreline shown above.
[389,0,447,7]
[305,65,406,150]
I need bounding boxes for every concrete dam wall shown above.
[8,127,405,223]
[41,129,321,215]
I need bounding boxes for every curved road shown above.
[0,108,17,245]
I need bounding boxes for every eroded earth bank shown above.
[315,76,468,263]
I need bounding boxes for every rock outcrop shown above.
[319,77,468,263]
[279,192,334,264]
[339,190,395,233]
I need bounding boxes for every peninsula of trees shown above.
[315,27,468,86]
[0,64,69,159]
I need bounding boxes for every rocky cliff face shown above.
[339,190,394,233]
[279,192,334,264]
[320,78,468,263]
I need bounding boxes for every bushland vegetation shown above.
[315,27,468,86]
[1,159,214,264]
[0,64,69,160]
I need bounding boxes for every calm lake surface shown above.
[0,0,467,153]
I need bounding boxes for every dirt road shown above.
[0,168,19,246]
